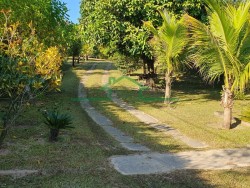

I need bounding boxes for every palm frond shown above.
[186,0,250,92]
[239,62,250,92]
[145,10,188,73]
[237,21,250,60]
[143,21,159,37]
[232,1,250,31]
[185,14,225,82]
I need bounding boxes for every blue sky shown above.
[60,0,81,23]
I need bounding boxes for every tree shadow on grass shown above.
[130,167,250,188]
[82,86,244,145]
[72,60,117,71]
[128,170,216,188]
[77,85,187,153]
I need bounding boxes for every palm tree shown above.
[144,10,188,104]
[186,0,250,129]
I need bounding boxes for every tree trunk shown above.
[223,107,232,129]
[141,54,154,74]
[146,60,154,74]
[143,62,147,75]
[221,87,233,129]
[164,73,171,104]
[72,56,75,67]
[77,56,80,64]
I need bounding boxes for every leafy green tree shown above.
[0,0,69,48]
[82,43,94,60]
[0,11,63,146]
[67,24,82,66]
[186,0,250,129]
[144,10,188,103]
[69,39,82,66]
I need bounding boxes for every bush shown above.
[0,12,63,146]
[111,53,142,75]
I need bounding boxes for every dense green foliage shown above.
[67,24,83,66]
[0,0,69,48]
[80,0,205,74]
[0,0,70,145]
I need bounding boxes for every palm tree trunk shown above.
[164,73,171,104]
[221,87,233,129]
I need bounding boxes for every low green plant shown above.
[42,110,73,142]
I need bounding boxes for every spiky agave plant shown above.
[43,110,73,141]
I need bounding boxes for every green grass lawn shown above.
[104,62,250,149]
[1,60,250,187]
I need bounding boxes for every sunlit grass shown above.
[96,62,250,149]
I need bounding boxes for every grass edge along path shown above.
[77,62,150,152]
[102,63,208,149]
[82,61,190,153]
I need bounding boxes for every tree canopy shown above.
[80,0,205,72]
[0,0,69,48]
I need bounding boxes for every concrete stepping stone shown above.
[0,170,39,178]
[110,148,250,175]
[78,64,150,152]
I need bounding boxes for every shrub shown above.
[0,11,63,146]
[42,110,73,142]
